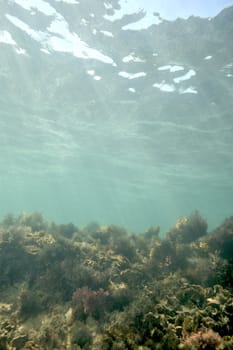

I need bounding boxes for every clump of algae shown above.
[0,211,232,349]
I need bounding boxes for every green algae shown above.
[0,212,232,349]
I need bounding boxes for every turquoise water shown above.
[1,1,233,233]
[1,173,232,233]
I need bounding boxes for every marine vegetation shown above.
[0,211,232,349]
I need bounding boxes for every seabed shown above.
[0,211,232,350]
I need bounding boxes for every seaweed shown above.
[0,211,232,349]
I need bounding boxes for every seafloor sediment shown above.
[0,211,232,350]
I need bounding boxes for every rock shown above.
[11,335,28,349]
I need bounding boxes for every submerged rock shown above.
[11,335,28,350]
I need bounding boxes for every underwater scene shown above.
[0,0,233,349]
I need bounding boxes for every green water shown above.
[1,172,233,233]
[1,1,233,233]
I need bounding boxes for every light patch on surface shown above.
[86,70,101,81]
[122,12,162,30]
[204,55,212,60]
[104,1,162,30]
[173,69,196,83]
[6,13,115,65]
[81,18,88,26]
[158,65,184,72]
[104,2,113,9]
[153,81,175,92]
[118,71,147,79]
[221,63,233,77]
[13,0,57,16]
[128,88,136,93]
[47,17,69,36]
[223,63,233,68]
[158,65,171,71]
[152,52,158,56]
[122,53,145,63]
[100,30,114,37]
[171,66,184,72]
[48,35,115,64]
[179,87,198,94]
[90,13,95,18]
[92,29,97,35]
[87,70,95,76]
[0,30,27,55]
[15,47,28,55]
[40,48,50,54]
[6,14,49,42]
[54,0,79,3]
[0,30,16,45]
